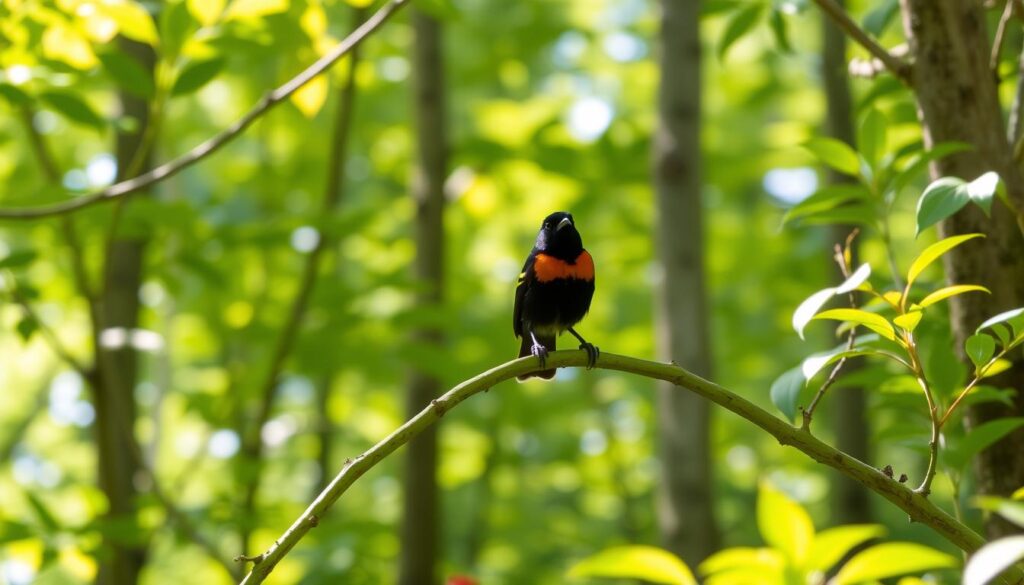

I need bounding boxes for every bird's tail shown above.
[517,334,556,381]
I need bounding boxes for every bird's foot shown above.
[579,342,599,369]
[530,342,549,369]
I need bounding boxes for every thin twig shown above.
[1009,42,1024,144]
[238,351,1001,584]
[0,0,410,220]
[17,107,96,303]
[991,0,1017,72]
[802,237,860,431]
[237,8,366,556]
[810,0,913,85]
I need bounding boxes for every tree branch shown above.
[991,0,1017,72]
[238,351,1004,585]
[0,0,409,221]
[810,0,913,85]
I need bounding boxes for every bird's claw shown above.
[579,342,599,369]
[531,342,549,369]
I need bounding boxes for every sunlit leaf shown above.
[964,536,1024,585]
[718,4,764,61]
[188,0,226,26]
[836,263,871,294]
[893,311,922,332]
[812,309,895,341]
[833,542,958,584]
[793,287,836,339]
[803,137,860,176]
[291,75,329,118]
[225,0,290,20]
[977,307,1024,337]
[568,546,696,585]
[159,0,194,59]
[807,524,886,573]
[918,285,989,308]
[42,25,98,69]
[981,359,1012,378]
[965,171,999,216]
[757,482,814,564]
[105,0,159,46]
[906,233,984,288]
[965,333,995,369]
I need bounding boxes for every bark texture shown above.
[93,37,154,585]
[900,0,1024,537]
[398,10,446,585]
[653,0,719,566]
[821,1,871,525]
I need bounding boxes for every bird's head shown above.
[535,211,583,260]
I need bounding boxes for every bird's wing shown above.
[513,251,536,338]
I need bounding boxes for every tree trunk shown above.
[653,0,719,566]
[93,36,154,585]
[821,1,871,525]
[900,0,1024,537]
[398,10,446,585]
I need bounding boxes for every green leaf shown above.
[700,547,785,575]
[171,58,225,96]
[39,91,105,130]
[807,524,886,573]
[26,493,60,532]
[944,418,1024,470]
[757,482,815,565]
[803,137,861,176]
[906,233,985,288]
[858,108,887,169]
[781,184,869,226]
[770,365,806,422]
[0,250,37,269]
[718,4,764,61]
[98,50,155,98]
[417,0,461,20]
[0,83,31,107]
[833,542,958,584]
[893,311,923,332]
[16,314,38,342]
[964,536,1024,585]
[988,323,1012,347]
[768,9,791,53]
[785,204,878,228]
[106,0,159,46]
[568,546,696,585]
[916,177,969,235]
[965,333,996,369]
[225,0,289,20]
[160,0,195,60]
[977,307,1024,337]
[918,285,990,308]
[187,0,226,25]
[891,141,973,195]
[966,171,999,216]
[975,497,1024,527]
[812,308,896,341]
[862,0,899,36]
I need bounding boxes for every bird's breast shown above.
[533,251,594,282]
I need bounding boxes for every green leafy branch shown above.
[782,232,1024,496]
[0,0,411,220]
[238,351,1005,585]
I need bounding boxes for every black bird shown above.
[513,211,598,380]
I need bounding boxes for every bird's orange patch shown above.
[533,251,595,282]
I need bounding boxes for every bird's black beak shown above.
[556,217,572,231]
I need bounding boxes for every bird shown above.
[513,211,598,380]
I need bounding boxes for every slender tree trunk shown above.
[821,1,871,525]
[900,0,1024,537]
[93,36,154,585]
[653,0,719,566]
[398,11,446,585]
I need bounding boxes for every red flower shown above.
[446,576,479,585]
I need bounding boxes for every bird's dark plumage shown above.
[513,211,597,380]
